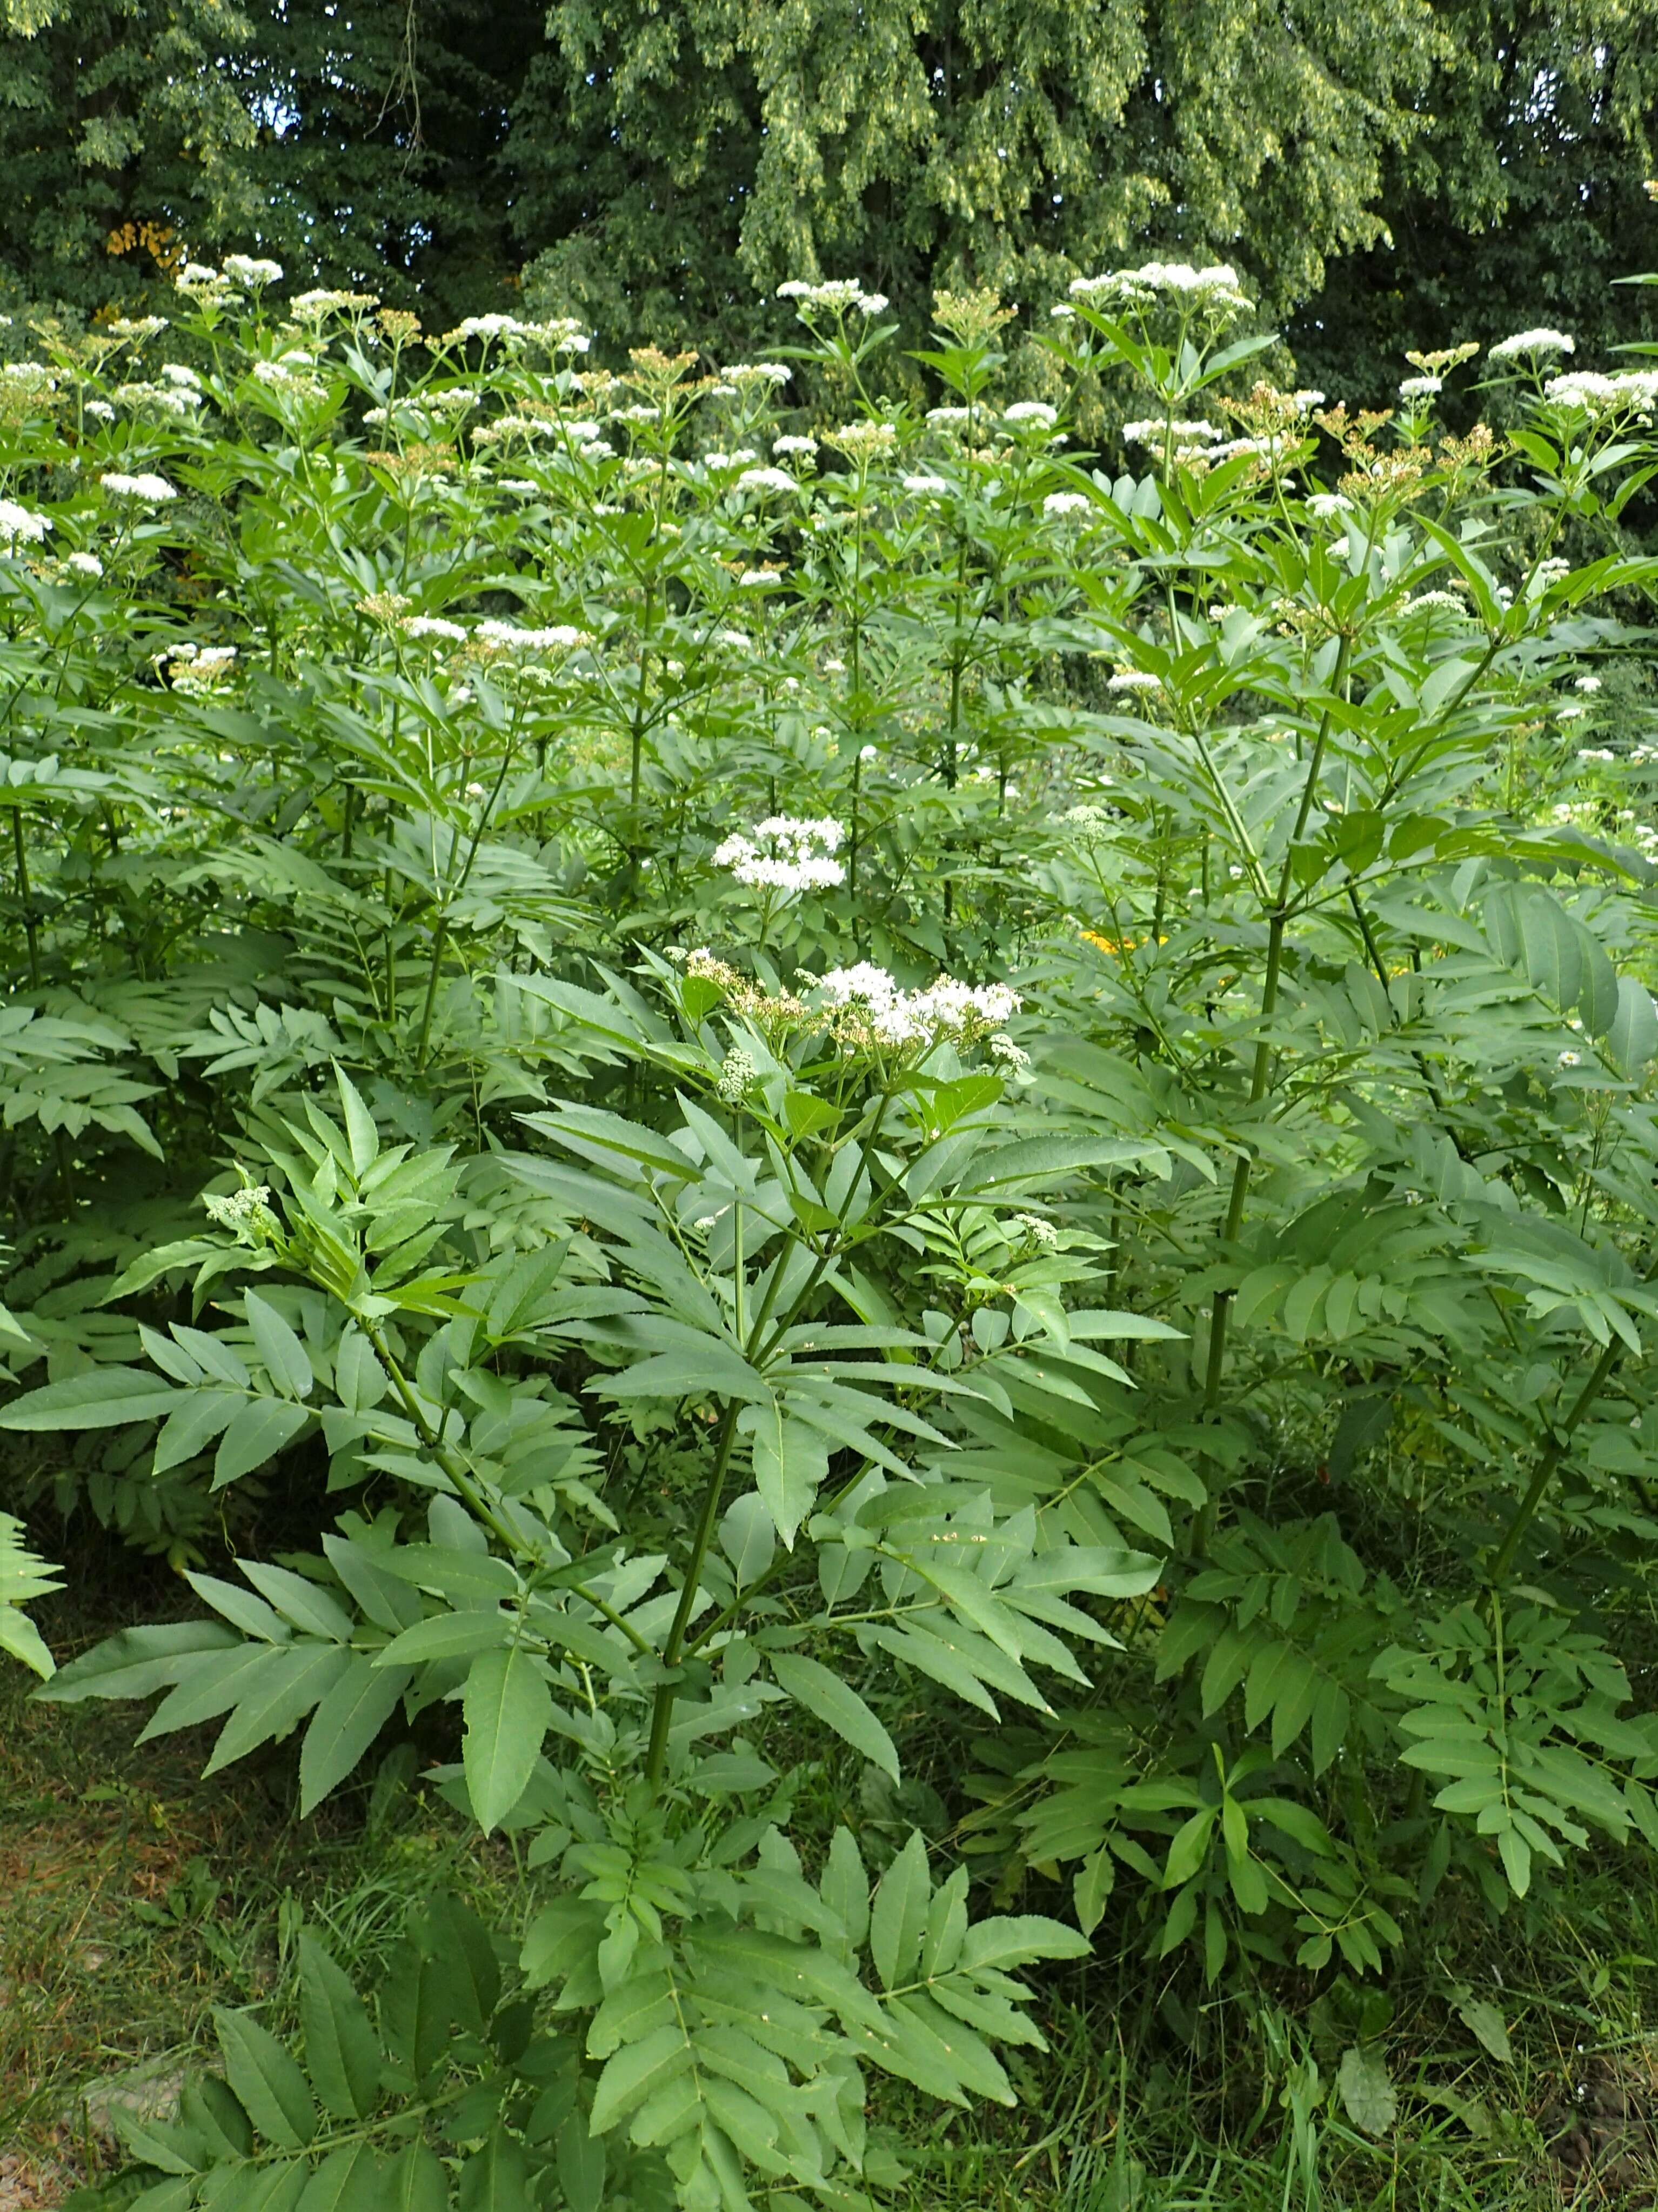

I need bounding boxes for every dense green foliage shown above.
[4,0,1658,395]
[5,254,1658,2204]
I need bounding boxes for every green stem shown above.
[644,1400,741,1785]
[1202,632,1353,1416]
[12,805,39,987]
[1489,1339,1622,1580]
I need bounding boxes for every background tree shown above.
[1292,0,1658,403]
[0,0,537,323]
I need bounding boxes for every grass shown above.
[6,1551,1658,2210]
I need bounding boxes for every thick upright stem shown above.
[12,807,39,987]
[1490,1340,1622,1580]
[1202,634,1352,1415]
[644,1400,741,1784]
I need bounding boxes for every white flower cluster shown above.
[1489,328,1575,362]
[0,499,51,548]
[778,279,889,316]
[816,963,1021,1050]
[1122,418,1221,446]
[291,288,381,317]
[100,471,178,503]
[1015,1212,1059,1249]
[402,614,469,643]
[1399,375,1442,398]
[203,1182,280,1241]
[444,314,527,344]
[736,465,799,495]
[1071,263,1248,312]
[1108,668,1162,693]
[828,421,899,458]
[904,472,951,496]
[774,434,818,457]
[926,406,971,429]
[1307,492,1352,519]
[222,255,284,288]
[114,377,203,419]
[720,362,790,389]
[1004,400,1058,429]
[162,643,238,694]
[716,1047,758,1103]
[1545,368,1658,412]
[108,314,169,339]
[713,816,845,892]
[473,619,592,654]
[1044,491,1091,517]
[253,356,327,401]
[65,551,103,579]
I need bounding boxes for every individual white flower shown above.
[736,465,798,495]
[774,434,818,456]
[100,470,178,503]
[714,816,845,893]
[1004,400,1058,429]
[1399,375,1442,398]
[0,500,51,547]
[1489,328,1575,362]
[1557,1049,1582,1067]
[859,744,878,763]
[1044,491,1091,516]
[904,472,951,496]
[401,614,469,643]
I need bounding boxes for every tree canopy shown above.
[2,0,1655,388]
